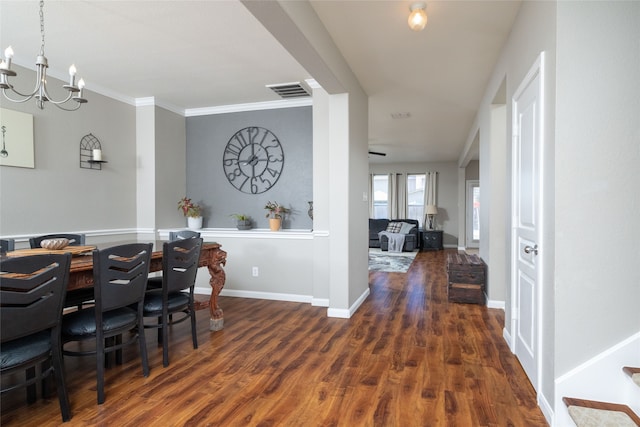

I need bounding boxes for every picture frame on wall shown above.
[0,108,35,169]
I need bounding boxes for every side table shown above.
[422,230,443,251]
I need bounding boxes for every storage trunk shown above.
[446,253,486,305]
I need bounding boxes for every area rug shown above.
[368,248,418,273]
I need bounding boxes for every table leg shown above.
[206,249,227,331]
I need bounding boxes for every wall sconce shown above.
[425,205,438,230]
[408,2,428,32]
[80,133,107,170]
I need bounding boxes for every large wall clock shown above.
[223,126,285,194]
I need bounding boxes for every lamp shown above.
[0,0,87,111]
[408,2,428,32]
[425,205,438,230]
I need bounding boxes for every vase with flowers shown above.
[264,201,289,231]
[178,197,203,230]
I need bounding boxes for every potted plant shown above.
[230,213,252,230]
[264,201,289,231]
[178,197,203,230]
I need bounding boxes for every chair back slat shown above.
[94,243,152,312]
[169,230,201,241]
[163,238,203,294]
[0,254,71,342]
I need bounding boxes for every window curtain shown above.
[368,174,374,216]
[389,173,406,219]
[424,171,438,206]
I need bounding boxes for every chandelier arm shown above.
[53,101,82,112]
[2,87,39,103]
[40,84,74,105]
[1,67,45,99]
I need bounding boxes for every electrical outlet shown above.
[252,266,259,277]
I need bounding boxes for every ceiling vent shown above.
[266,81,311,99]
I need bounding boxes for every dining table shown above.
[5,241,228,331]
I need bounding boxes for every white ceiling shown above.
[0,0,521,164]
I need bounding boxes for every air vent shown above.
[266,82,311,99]
[391,112,411,119]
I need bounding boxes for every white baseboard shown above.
[327,287,371,319]
[538,391,554,426]
[195,287,330,309]
[487,299,505,310]
[216,288,313,304]
[503,327,513,349]
[312,298,330,307]
[553,331,640,427]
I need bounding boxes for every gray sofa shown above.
[369,218,420,252]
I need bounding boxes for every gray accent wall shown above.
[186,107,312,229]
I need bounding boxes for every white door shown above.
[511,53,545,391]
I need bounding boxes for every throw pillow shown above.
[399,222,416,235]
[385,222,402,233]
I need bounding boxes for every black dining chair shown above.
[29,233,86,249]
[142,237,203,367]
[0,238,15,254]
[31,234,90,309]
[169,230,201,241]
[61,243,152,404]
[0,253,72,422]
[148,230,201,290]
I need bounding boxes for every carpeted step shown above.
[623,366,640,388]
[563,397,640,427]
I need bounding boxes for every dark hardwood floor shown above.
[1,249,548,426]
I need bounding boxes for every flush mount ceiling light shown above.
[0,0,87,111]
[408,2,428,32]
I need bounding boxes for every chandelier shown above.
[0,0,87,111]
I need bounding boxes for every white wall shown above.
[555,0,640,376]
[462,0,558,418]
[155,106,186,229]
[553,5,640,417]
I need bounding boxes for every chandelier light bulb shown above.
[408,2,428,32]
[69,64,76,76]
[4,46,13,59]
[78,78,85,89]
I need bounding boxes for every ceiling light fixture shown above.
[0,0,87,111]
[408,2,428,32]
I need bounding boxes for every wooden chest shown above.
[446,253,486,305]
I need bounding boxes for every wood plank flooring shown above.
[1,249,548,426]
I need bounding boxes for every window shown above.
[466,180,480,248]
[372,175,389,218]
[407,174,425,226]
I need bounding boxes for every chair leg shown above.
[157,316,162,345]
[104,337,113,368]
[115,334,123,365]
[96,336,106,404]
[52,343,71,421]
[26,366,37,403]
[138,321,150,377]
[41,359,51,398]
[162,313,170,367]
[190,308,198,350]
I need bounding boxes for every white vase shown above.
[187,216,203,230]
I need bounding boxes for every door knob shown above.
[524,244,538,255]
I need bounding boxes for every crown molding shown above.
[184,98,312,117]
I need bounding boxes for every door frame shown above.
[510,52,546,393]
